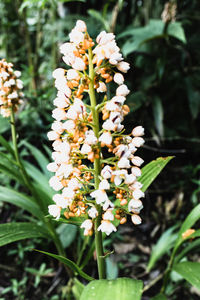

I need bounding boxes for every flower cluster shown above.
[47,20,145,236]
[0,59,23,117]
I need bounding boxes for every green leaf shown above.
[56,223,77,248]
[0,116,10,134]
[0,186,43,219]
[72,278,84,300]
[151,294,167,300]
[173,204,200,254]
[23,141,50,177]
[152,97,164,137]
[0,135,15,157]
[139,156,174,192]
[80,278,143,300]
[106,257,118,280]
[0,163,23,183]
[35,250,94,281]
[173,262,200,290]
[58,216,86,226]
[119,20,186,56]
[87,9,109,31]
[0,222,49,247]
[147,226,178,271]
[167,22,186,44]
[174,238,200,264]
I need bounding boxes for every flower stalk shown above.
[88,47,106,278]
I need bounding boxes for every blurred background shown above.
[0,0,200,299]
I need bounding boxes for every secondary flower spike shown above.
[47,20,145,235]
[0,59,23,117]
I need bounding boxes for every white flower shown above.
[75,20,87,32]
[90,190,109,204]
[55,141,71,153]
[85,130,97,145]
[56,163,73,178]
[69,28,84,44]
[131,156,144,167]
[49,176,63,191]
[131,214,142,225]
[48,205,61,220]
[68,178,82,190]
[101,165,112,179]
[52,68,65,79]
[131,167,142,177]
[128,199,143,212]
[98,220,117,235]
[81,219,93,235]
[117,61,130,73]
[112,95,126,105]
[53,97,69,108]
[67,69,80,81]
[96,31,115,45]
[16,79,23,89]
[51,121,64,134]
[81,143,92,154]
[132,126,144,137]
[114,73,124,85]
[14,70,21,77]
[66,107,78,120]
[99,131,112,145]
[109,52,122,65]
[113,169,127,186]
[131,137,145,147]
[47,130,60,141]
[103,209,114,221]
[72,57,85,71]
[102,119,116,131]
[62,187,75,199]
[103,199,114,210]
[52,108,67,121]
[60,43,76,56]
[132,189,144,200]
[99,179,110,190]
[47,162,58,172]
[124,174,136,185]
[118,157,131,169]
[8,91,18,99]
[63,120,76,131]
[131,181,143,189]
[97,82,107,93]
[88,207,98,219]
[53,194,68,208]
[116,84,130,96]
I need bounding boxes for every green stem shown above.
[88,47,106,279]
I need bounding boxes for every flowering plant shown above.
[47,19,147,279]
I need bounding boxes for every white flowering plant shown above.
[42,20,173,297]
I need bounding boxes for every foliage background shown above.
[0,0,200,299]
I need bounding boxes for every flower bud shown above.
[116,84,130,96]
[131,214,142,225]
[131,156,144,167]
[132,126,144,137]
[114,73,124,85]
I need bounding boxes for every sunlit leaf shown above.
[80,278,143,300]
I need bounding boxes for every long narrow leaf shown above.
[0,186,43,219]
[35,249,94,281]
[0,222,49,247]
[0,135,15,157]
[173,204,200,254]
[139,156,174,192]
[147,226,178,271]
